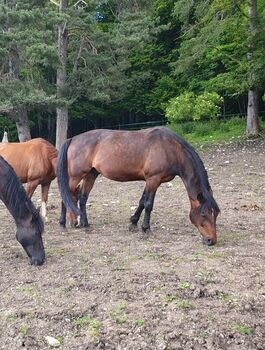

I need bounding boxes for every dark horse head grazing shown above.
[57,127,220,245]
[0,156,45,265]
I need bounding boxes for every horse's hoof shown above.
[129,223,138,232]
[141,227,152,235]
[59,224,68,234]
[80,223,91,231]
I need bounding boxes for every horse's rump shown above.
[0,138,58,183]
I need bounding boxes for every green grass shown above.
[109,302,128,324]
[220,292,234,303]
[179,282,191,290]
[231,323,253,335]
[74,315,101,338]
[162,295,177,305]
[135,319,145,327]
[176,299,193,309]
[169,117,265,145]
[19,325,29,335]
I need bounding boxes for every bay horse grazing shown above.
[57,127,220,245]
[0,138,58,221]
[0,156,45,265]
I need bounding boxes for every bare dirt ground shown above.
[0,138,265,350]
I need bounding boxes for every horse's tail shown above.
[57,139,80,216]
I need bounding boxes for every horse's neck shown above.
[0,173,29,225]
[177,153,202,201]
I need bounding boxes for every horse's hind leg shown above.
[130,190,146,231]
[59,201,67,228]
[79,170,99,227]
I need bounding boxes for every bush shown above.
[165,92,195,123]
[165,91,223,123]
[193,92,223,121]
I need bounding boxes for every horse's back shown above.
[67,127,179,181]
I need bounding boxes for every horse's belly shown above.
[97,167,143,182]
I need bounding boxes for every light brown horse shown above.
[0,138,57,221]
[57,127,220,245]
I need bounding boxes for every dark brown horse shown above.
[0,156,45,265]
[57,127,220,245]
[0,138,58,221]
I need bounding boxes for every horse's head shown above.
[16,209,45,266]
[189,193,219,245]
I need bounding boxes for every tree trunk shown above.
[56,0,69,150]
[246,89,259,135]
[246,0,260,135]
[56,106,68,149]
[10,108,31,142]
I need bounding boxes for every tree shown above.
[55,0,69,149]
[170,0,265,134]
[0,0,57,141]
[246,0,260,135]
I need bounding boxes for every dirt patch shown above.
[0,138,265,350]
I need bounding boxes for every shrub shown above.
[165,92,195,123]
[165,91,223,123]
[193,92,223,121]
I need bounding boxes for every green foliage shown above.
[166,92,195,122]
[193,92,223,120]
[1,0,265,136]
[166,91,223,123]
[0,116,17,141]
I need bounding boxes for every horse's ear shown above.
[197,192,206,204]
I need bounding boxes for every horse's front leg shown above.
[141,177,160,233]
[142,192,156,233]
[79,192,89,227]
[129,190,146,231]
[25,180,39,199]
[41,182,51,222]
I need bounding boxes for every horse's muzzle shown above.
[202,237,216,246]
[30,256,45,266]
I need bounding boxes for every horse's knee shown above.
[144,198,154,213]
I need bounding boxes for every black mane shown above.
[0,156,44,233]
[164,128,220,214]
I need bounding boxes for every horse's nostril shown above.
[203,237,215,246]
[30,257,45,266]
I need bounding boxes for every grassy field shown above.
[169,117,265,145]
